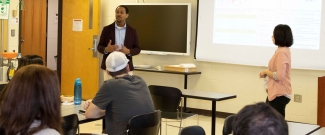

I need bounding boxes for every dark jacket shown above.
[97,22,141,71]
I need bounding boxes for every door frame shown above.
[57,0,62,82]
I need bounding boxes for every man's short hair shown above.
[233,102,288,135]
[116,5,129,14]
[106,51,129,77]
[109,67,128,78]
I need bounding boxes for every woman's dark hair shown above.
[0,65,62,135]
[17,55,43,70]
[273,24,293,47]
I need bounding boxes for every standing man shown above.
[97,5,140,77]
[84,51,154,135]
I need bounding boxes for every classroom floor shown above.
[79,115,225,135]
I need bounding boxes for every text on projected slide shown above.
[213,0,321,49]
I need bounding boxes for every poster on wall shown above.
[73,19,83,31]
[0,0,10,20]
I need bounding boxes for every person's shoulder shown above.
[103,79,117,85]
[33,128,60,135]
[131,75,144,80]
[126,24,136,30]
[103,22,115,29]
[278,47,290,51]
[276,47,289,53]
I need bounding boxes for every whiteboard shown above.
[195,0,325,70]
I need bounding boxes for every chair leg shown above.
[160,121,162,135]
[78,125,80,135]
[165,119,167,135]
[197,114,199,125]
[178,118,183,133]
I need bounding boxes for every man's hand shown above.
[83,99,93,110]
[105,40,119,53]
[119,45,130,55]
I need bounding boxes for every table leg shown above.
[184,74,188,89]
[211,101,216,135]
[183,97,187,112]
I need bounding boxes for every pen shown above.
[79,110,86,114]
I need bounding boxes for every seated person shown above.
[83,51,155,135]
[0,55,44,100]
[233,102,288,135]
[17,54,44,70]
[0,65,62,134]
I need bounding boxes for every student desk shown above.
[181,89,236,135]
[134,68,201,89]
[61,103,102,124]
[287,122,320,135]
[310,127,325,135]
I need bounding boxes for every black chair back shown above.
[127,110,161,135]
[179,125,206,135]
[0,84,7,93]
[222,115,236,135]
[148,85,182,112]
[62,114,79,135]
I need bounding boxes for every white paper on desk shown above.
[168,65,181,67]
[62,102,74,105]
[180,63,196,68]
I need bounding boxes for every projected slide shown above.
[213,0,322,49]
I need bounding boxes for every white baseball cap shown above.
[106,51,129,72]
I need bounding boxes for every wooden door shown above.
[60,0,100,99]
[0,20,8,52]
[20,0,47,64]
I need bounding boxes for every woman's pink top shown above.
[267,47,292,101]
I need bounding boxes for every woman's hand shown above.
[259,71,267,78]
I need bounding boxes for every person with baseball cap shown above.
[83,51,154,135]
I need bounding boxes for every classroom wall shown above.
[7,0,19,53]
[104,0,324,124]
[2,0,20,68]
[6,0,58,70]
[47,0,59,70]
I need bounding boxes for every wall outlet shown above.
[294,94,302,103]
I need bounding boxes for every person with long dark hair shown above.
[0,65,62,135]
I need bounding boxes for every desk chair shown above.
[127,110,161,135]
[148,85,199,135]
[0,83,7,95]
[179,125,205,135]
[62,114,79,135]
[222,115,236,135]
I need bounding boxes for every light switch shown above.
[11,29,15,37]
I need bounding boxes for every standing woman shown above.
[0,65,62,135]
[259,24,293,118]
